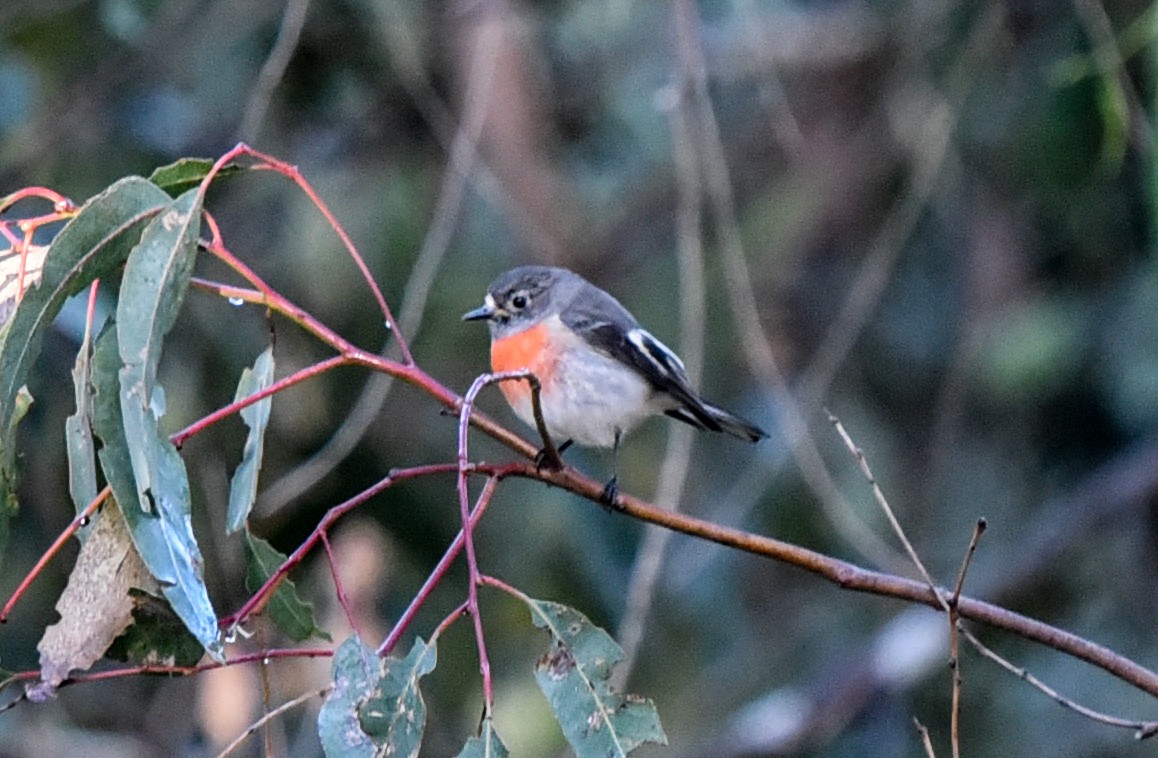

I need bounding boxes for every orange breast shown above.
[491,320,553,408]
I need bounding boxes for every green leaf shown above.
[317,636,437,758]
[456,718,510,758]
[91,321,223,662]
[0,176,169,560]
[65,315,99,521]
[357,637,437,757]
[148,158,242,197]
[319,635,381,758]
[227,346,275,533]
[244,531,329,642]
[105,588,208,668]
[527,599,666,758]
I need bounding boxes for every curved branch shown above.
[477,458,1158,701]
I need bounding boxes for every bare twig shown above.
[951,519,986,606]
[215,686,330,758]
[826,410,946,606]
[962,626,1158,737]
[949,519,986,758]
[456,373,535,713]
[914,717,937,758]
[821,412,1158,739]
[320,531,358,635]
[376,471,504,656]
[0,486,110,621]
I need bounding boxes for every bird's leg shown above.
[527,374,565,471]
[600,430,621,506]
[535,438,572,471]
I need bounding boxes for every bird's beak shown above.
[462,297,496,322]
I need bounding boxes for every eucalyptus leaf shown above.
[527,599,666,758]
[148,158,242,197]
[227,346,275,533]
[357,637,437,757]
[0,177,169,560]
[244,531,329,642]
[319,635,381,758]
[65,314,99,521]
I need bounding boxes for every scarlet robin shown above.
[463,266,766,501]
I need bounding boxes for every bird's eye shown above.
[510,292,529,310]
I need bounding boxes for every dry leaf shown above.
[28,500,160,701]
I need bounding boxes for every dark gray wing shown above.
[559,289,722,432]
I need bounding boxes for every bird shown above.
[463,265,766,502]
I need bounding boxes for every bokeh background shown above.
[2,0,1157,756]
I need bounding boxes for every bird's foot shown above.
[535,438,572,472]
[599,476,619,509]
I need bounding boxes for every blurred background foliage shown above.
[1,0,1157,756]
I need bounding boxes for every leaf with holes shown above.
[227,346,275,533]
[319,635,381,758]
[0,177,169,561]
[244,531,328,642]
[357,637,437,757]
[527,599,666,758]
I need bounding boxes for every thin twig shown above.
[376,472,505,656]
[802,411,1158,738]
[961,626,1158,737]
[951,519,987,605]
[320,530,358,635]
[215,686,330,758]
[948,519,986,758]
[675,0,906,572]
[0,486,109,621]
[222,471,400,633]
[914,717,937,758]
[525,373,563,470]
[457,376,508,713]
[826,410,947,610]
[201,144,409,362]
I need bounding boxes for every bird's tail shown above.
[666,401,768,442]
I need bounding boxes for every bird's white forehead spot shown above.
[484,293,497,309]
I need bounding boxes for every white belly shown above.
[509,335,661,448]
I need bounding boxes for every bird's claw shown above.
[534,438,572,472]
[599,476,619,508]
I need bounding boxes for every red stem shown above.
[171,354,349,447]
[0,487,110,622]
[320,530,359,635]
[3,647,334,688]
[0,186,73,214]
[206,143,410,364]
[376,476,502,657]
[220,473,395,631]
[221,464,460,632]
